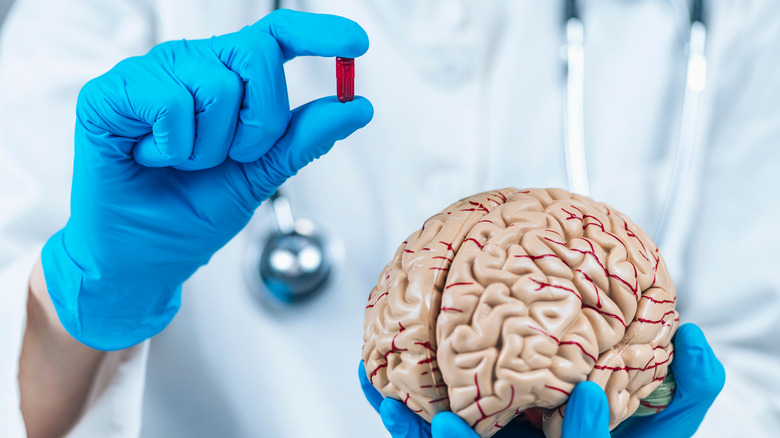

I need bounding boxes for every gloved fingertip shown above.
[379,399,398,428]
[675,323,706,345]
[431,412,479,437]
[339,95,374,131]
[562,381,610,437]
[318,13,369,56]
[573,380,608,400]
[380,398,423,436]
[341,24,370,57]
[672,324,726,399]
[316,95,373,135]
[257,9,370,59]
[286,95,373,146]
[329,17,370,57]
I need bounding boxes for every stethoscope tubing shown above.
[563,0,589,196]
[564,0,707,250]
[653,0,707,249]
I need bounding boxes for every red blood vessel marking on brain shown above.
[362,188,679,438]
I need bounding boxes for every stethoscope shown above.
[250,190,334,305]
[564,0,707,250]
[252,0,708,305]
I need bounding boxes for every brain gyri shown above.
[362,188,679,437]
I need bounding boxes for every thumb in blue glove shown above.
[612,323,726,438]
[42,9,373,350]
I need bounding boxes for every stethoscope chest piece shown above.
[245,191,335,307]
[258,218,332,304]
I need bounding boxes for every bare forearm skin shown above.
[18,257,106,438]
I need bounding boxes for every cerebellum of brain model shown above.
[362,188,679,437]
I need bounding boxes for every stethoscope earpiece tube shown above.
[563,0,589,196]
[563,0,708,250]
[652,0,707,249]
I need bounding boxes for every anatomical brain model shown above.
[362,188,679,437]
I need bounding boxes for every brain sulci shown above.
[362,188,679,437]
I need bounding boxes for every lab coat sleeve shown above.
[0,0,157,436]
[0,248,150,438]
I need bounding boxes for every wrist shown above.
[27,257,67,339]
[41,229,183,350]
[20,257,107,438]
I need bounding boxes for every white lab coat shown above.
[1,0,779,436]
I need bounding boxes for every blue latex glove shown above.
[41,9,373,350]
[359,323,725,437]
[611,324,725,437]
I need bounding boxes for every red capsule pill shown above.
[336,57,355,103]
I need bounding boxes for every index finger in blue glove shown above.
[210,10,369,163]
[254,9,369,61]
[359,360,384,414]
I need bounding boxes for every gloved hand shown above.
[41,9,374,350]
[359,323,725,437]
[611,324,725,437]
